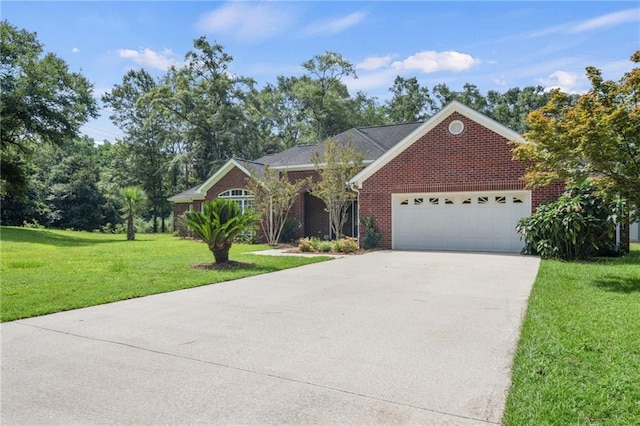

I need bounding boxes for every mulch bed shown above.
[190,261,255,271]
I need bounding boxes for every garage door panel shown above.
[392,192,530,253]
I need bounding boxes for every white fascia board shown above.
[167,195,192,203]
[349,101,525,188]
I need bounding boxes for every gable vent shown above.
[448,120,464,135]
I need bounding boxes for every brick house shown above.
[170,101,570,253]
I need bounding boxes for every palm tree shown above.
[183,199,258,264]
[120,186,146,241]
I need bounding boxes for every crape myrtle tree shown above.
[312,139,363,239]
[513,50,640,250]
[0,21,97,223]
[248,167,307,246]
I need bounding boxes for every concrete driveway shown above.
[1,251,539,425]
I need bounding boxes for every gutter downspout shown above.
[349,182,361,248]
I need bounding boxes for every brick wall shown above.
[359,113,564,248]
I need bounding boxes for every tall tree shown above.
[513,50,640,221]
[148,37,254,182]
[485,86,553,133]
[387,76,434,122]
[298,52,357,141]
[45,138,105,231]
[312,139,363,239]
[102,69,170,232]
[0,21,97,213]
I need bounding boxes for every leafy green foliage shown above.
[183,199,259,263]
[0,21,97,199]
[361,216,383,249]
[513,51,640,221]
[386,76,435,122]
[517,184,621,260]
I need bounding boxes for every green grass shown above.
[504,244,640,425]
[0,227,330,322]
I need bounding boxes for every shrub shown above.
[298,238,313,252]
[516,183,622,260]
[361,216,382,249]
[279,218,301,243]
[338,237,358,253]
[318,241,333,252]
[309,236,321,251]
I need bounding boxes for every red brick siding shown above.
[359,113,564,248]
[203,167,251,201]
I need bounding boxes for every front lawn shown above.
[0,227,330,322]
[504,244,640,425]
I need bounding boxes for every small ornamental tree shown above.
[120,186,146,241]
[516,183,623,260]
[183,199,258,264]
[312,139,363,239]
[248,167,307,246]
[513,50,640,233]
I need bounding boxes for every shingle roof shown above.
[169,121,424,201]
[254,121,423,167]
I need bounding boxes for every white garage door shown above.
[392,191,531,253]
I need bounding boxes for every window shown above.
[462,197,472,205]
[218,189,255,213]
[513,196,524,204]
[495,196,506,204]
[478,196,488,205]
[414,198,424,206]
[400,198,409,205]
[444,198,454,205]
[429,197,439,205]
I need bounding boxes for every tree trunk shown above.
[211,241,232,264]
[127,213,135,241]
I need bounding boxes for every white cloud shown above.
[357,55,392,71]
[117,48,177,71]
[304,11,367,35]
[571,8,640,33]
[343,68,397,93]
[392,51,480,73]
[196,3,297,42]
[72,47,80,54]
[537,71,586,94]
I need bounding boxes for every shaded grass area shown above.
[1,227,330,322]
[504,244,640,425]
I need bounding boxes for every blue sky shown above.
[4,1,639,142]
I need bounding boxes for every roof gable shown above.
[349,101,525,188]
[167,159,257,203]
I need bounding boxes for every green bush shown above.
[516,183,622,260]
[361,216,382,249]
[318,241,333,252]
